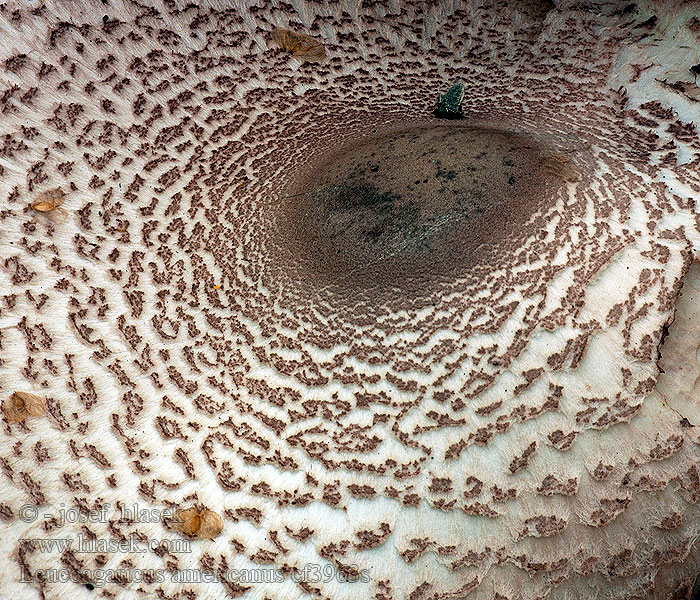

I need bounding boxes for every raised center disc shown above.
[280,125,557,293]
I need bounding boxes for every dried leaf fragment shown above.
[198,509,224,539]
[172,507,222,539]
[32,187,66,212]
[542,153,581,183]
[3,391,47,423]
[273,27,326,62]
[172,507,200,536]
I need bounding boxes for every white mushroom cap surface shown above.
[0,1,699,599]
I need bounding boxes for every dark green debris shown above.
[434,82,465,120]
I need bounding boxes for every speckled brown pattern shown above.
[0,1,699,599]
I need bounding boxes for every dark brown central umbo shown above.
[280,125,557,294]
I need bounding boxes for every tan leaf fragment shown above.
[198,509,224,539]
[32,187,66,212]
[172,507,222,539]
[273,27,326,61]
[3,391,47,423]
[542,153,581,183]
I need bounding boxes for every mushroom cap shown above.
[0,1,699,599]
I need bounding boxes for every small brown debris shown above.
[198,509,224,539]
[32,187,65,212]
[542,153,581,183]
[172,507,200,536]
[172,507,223,539]
[272,27,326,61]
[3,391,47,423]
